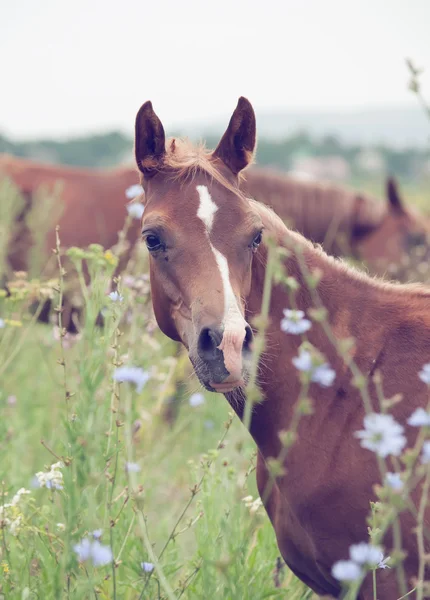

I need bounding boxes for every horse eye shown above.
[251,231,263,250]
[145,234,163,251]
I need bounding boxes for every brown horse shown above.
[0,153,142,276]
[242,167,430,279]
[133,97,430,599]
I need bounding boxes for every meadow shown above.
[0,172,429,600]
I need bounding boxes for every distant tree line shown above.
[1,129,428,180]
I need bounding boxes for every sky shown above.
[1,0,430,140]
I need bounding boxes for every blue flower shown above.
[419,364,430,385]
[408,407,430,427]
[421,441,430,464]
[126,462,141,473]
[141,561,154,572]
[349,543,382,567]
[108,291,124,303]
[280,309,311,335]
[354,413,406,458]
[113,366,149,393]
[292,348,335,388]
[189,393,205,407]
[91,541,113,566]
[311,364,336,387]
[125,184,144,199]
[92,529,103,540]
[385,472,404,491]
[126,202,145,220]
[73,537,112,566]
[331,560,362,582]
[73,538,92,562]
[292,349,313,372]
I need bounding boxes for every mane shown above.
[250,199,430,301]
[157,137,246,196]
[242,167,386,244]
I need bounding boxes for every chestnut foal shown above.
[134,98,430,599]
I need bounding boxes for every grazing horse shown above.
[242,167,430,280]
[133,97,430,599]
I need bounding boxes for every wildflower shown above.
[419,363,430,385]
[113,366,149,393]
[4,319,22,327]
[7,395,17,406]
[242,495,263,515]
[354,413,406,458]
[125,184,144,199]
[421,441,430,464]
[292,349,312,372]
[141,561,154,572]
[378,554,391,569]
[0,318,4,328]
[56,523,66,531]
[73,537,113,566]
[189,393,205,407]
[108,291,124,303]
[125,462,141,473]
[408,407,430,427]
[385,472,404,491]
[311,364,336,387]
[104,250,117,267]
[35,461,64,490]
[331,560,362,582]
[126,202,145,220]
[280,309,311,335]
[292,348,336,388]
[1,561,9,574]
[92,529,102,539]
[349,543,382,567]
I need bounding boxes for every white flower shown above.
[292,349,313,372]
[189,393,205,407]
[349,543,382,567]
[56,523,66,531]
[242,495,263,515]
[108,291,124,303]
[35,461,64,490]
[354,413,406,458]
[74,538,113,566]
[0,318,5,328]
[408,407,430,427]
[292,348,335,388]
[142,561,154,572]
[331,560,362,582]
[385,472,404,491]
[125,184,144,199]
[280,309,311,335]
[419,364,430,385]
[421,441,430,464]
[311,364,336,387]
[113,366,149,393]
[125,462,141,473]
[126,202,145,220]
[11,488,30,506]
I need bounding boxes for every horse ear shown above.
[213,97,256,175]
[135,101,166,179]
[386,176,406,215]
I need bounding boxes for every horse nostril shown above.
[197,327,223,360]
[243,325,254,353]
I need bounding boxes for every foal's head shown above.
[135,98,263,393]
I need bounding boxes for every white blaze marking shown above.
[196,184,218,232]
[196,185,247,380]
